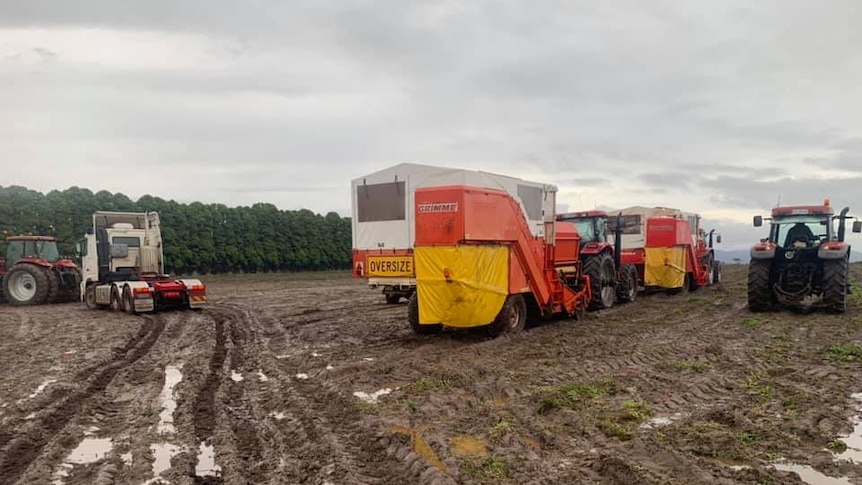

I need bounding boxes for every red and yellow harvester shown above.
[408,184,592,336]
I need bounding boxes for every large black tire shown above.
[85,285,98,309]
[822,256,849,313]
[617,264,638,303]
[712,261,722,285]
[2,264,51,306]
[747,260,773,312]
[583,253,616,310]
[110,287,122,311]
[488,294,527,337]
[123,286,136,314]
[408,292,442,335]
[385,294,401,304]
[46,271,59,303]
[58,268,82,303]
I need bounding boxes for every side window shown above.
[610,215,642,234]
[516,184,544,221]
[356,182,406,222]
[112,236,141,248]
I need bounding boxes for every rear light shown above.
[189,284,205,291]
[133,287,151,295]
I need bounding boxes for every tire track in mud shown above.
[0,315,166,484]
[192,312,227,441]
[213,303,427,485]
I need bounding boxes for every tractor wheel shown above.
[123,287,136,314]
[408,292,441,335]
[61,268,82,303]
[822,256,849,313]
[85,285,99,309]
[488,294,527,337]
[583,253,616,310]
[2,264,51,306]
[110,287,122,311]
[747,260,773,312]
[617,264,639,303]
[46,271,59,303]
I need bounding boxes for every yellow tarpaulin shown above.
[644,247,686,289]
[415,245,509,328]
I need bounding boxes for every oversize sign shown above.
[366,256,414,277]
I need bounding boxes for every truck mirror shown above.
[853,220,862,233]
[716,234,722,244]
[753,216,763,227]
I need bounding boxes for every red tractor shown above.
[556,210,639,309]
[0,235,82,306]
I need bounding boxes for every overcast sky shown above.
[1,0,861,250]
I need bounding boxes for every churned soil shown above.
[2,264,862,484]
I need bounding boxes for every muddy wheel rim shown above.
[8,272,37,302]
[507,304,521,329]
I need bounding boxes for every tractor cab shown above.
[4,236,61,266]
[752,200,861,248]
[556,210,608,247]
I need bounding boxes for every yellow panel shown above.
[415,245,509,328]
[644,247,686,288]
[366,256,414,277]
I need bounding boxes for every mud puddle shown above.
[157,364,184,434]
[195,440,222,478]
[18,378,58,403]
[151,442,182,476]
[773,463,852,485]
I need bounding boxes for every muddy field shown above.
[2,265,862,485]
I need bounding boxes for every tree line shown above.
[0,185,352,274]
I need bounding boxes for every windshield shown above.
[4,240,60,265]
[559,217,605,243]
[771,215,833,247]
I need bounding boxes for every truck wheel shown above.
[617,264,638,303]
[85,285,98,309]
[583,253,616,310]
[123,287,135,314]
[2,264,51,306]
[110,287,122,311]
[747,260,773,312]
[488,294,527,337]
[408,292,441,335]
[822,256,848,313]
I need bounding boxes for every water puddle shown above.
[67,437,113,464]
[450,436,488,457]
[311,352,321,357]
[773,463,851,484]
[151,442,182,476]
[275,354,290,359]
[231,370,244,382]
[157,364,183,435]
[836,393,862,463]
[363,357,375,362]
[353,389,392,404]
[83,426,99,436]
[257,370,269,382]
[195,441,222,478]
[295,373,309,380]
[269,411,287,420]
[19,378,58,403]
[326,364,334,371]
[120,452,132,466]
[51,463,74,485]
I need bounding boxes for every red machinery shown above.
[0,235,81,305]
[408,185,592,336]
[621,216,720,293]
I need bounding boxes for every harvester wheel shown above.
[489,294,527,337]
[822,256,848,313]
[110,287,122,311]
[385,294,401,304]
[617,264,638,303]
[747,260,773,312]
[85,285,98,309]
[408,292,441,335]
[123,287,136,314]
[583,253,616,310]
[2,264,51,306]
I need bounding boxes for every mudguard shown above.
[124,281,155,312]
[750,242,776,260]
[818,242,850,260]
[177,278,207,309]
[580,242,612,256]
